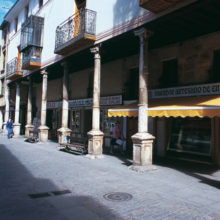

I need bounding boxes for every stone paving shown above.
[0,135,220,220]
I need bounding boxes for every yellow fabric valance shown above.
[108,95,220,118]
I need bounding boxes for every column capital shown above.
[134,28,153,40]
[41,69,48,76]
[90,46,100,59]
[15,82,20,86]
[61,61,68,69]
[27,75,32,81]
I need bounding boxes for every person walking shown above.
[110,121,126,154]
[6,117,14,139]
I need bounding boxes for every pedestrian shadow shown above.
[154,158,220,189]
[103,146,133,166]
[0,144,122,219]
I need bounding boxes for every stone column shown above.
[57,62,72,143]
[13,83,21,137]
[130,28,155,172]
[3,80,10,134]
[38,69,49,142]
[87,46,104,159]
[25,77,34,137]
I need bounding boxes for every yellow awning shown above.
[108,95,220,118]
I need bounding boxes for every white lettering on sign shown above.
[149,83,220,99]
[47,95,122,109]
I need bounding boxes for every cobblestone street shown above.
[0,135,220,220]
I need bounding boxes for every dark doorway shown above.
[126,117,138,156]
[83,109,92,136]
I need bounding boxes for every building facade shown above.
[1,0,220,168]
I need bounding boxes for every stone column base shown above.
[57,127,72,144]
[86,130,104,159]
[13,123,21,137]
[130,132,156,172]
[25,124,34,137]
[38,125,49,142]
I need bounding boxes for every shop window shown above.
[168,118,211,155]
[123,68,139,100]
[160,59,178,88]
[100,109,112,134]
[212,50,220,82]
[71,110,80,133]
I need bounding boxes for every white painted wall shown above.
[37,0,74,65]
[6,0,145,72]
[87,0,146,34]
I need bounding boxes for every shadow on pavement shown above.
[103,146,133,166]
[154,157,220,189]
[0,144,121,220]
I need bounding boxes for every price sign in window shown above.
[169,118,211,155]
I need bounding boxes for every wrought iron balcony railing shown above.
[6,57,23,80]
[54,8,96,55]
[20,15,44,52]
[21,47,42,70]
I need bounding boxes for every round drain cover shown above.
[103,192,133,202]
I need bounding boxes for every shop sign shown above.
[69,98,92,107]
[149,83,220,99]
[47,95,122,109]
[100,95,122,106]
[47,101,62,109]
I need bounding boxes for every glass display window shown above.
[100,109,116,135]
[168,117,211,155]
[71,109,80,133]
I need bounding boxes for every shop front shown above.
[47,95,122,144]
[108,83,220,165]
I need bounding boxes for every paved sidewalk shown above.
[0,135,220,220]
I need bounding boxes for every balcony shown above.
[139,0,182,13]
[20,15,44,70]
[22,46,42,70]
[54,9,96,55]
[6,58,23,81]
[20,15,44,51]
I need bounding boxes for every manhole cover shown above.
[103,192,133,202]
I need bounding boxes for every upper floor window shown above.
[39,0,43,8]
[212,50,220,82]
[15,17,18,32]
[123,68,139,100]
[2,29,7,44]
[159,58,178,88]
[75,0,86,9]
[25,5,29,20]
[3,51,6,70]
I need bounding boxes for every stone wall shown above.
[149,31,220,89]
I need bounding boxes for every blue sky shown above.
[0,0,17,24]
